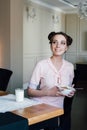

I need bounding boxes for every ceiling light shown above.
[59,0,87,19]
[78,1,87,19]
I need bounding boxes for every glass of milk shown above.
[15,88,24,102]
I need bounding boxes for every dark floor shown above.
[71,82,87,130]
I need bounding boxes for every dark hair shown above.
[48,31,73,46]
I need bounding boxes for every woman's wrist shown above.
[41,89,48,96]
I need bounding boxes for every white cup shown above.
[15,88,24,102]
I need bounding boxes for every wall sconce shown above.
[26,6,36,20]
[52,14,59,24]
[78,2,87,19]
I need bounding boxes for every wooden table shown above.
[12,103,64,125]
[0,92,64,129]
[0,91,8,96]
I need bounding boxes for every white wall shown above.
[10,0,23,92]
[0,0,24,93]
[65,14,87,69]
[23,2,65,83]
[0,0,10,68]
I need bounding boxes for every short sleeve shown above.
[29,62,42,89]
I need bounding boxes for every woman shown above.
[27,31,75,130]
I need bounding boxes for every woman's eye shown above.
[61,42,66,45]
[52,41,57,44]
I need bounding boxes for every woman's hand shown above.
[67,91,75,97]
[56,84,76,97]
[65,84,76,97]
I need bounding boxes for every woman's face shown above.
[50,34,68,56]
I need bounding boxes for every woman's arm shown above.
[28,86,60,97]
[28,87,46,97]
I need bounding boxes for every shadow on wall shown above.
[82,32,87,51]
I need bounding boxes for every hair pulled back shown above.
[48,31,73,46]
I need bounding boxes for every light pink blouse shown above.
[29,58,74,108]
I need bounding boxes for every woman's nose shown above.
[56,42,60,47]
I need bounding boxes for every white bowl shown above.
[60,86,75,96]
